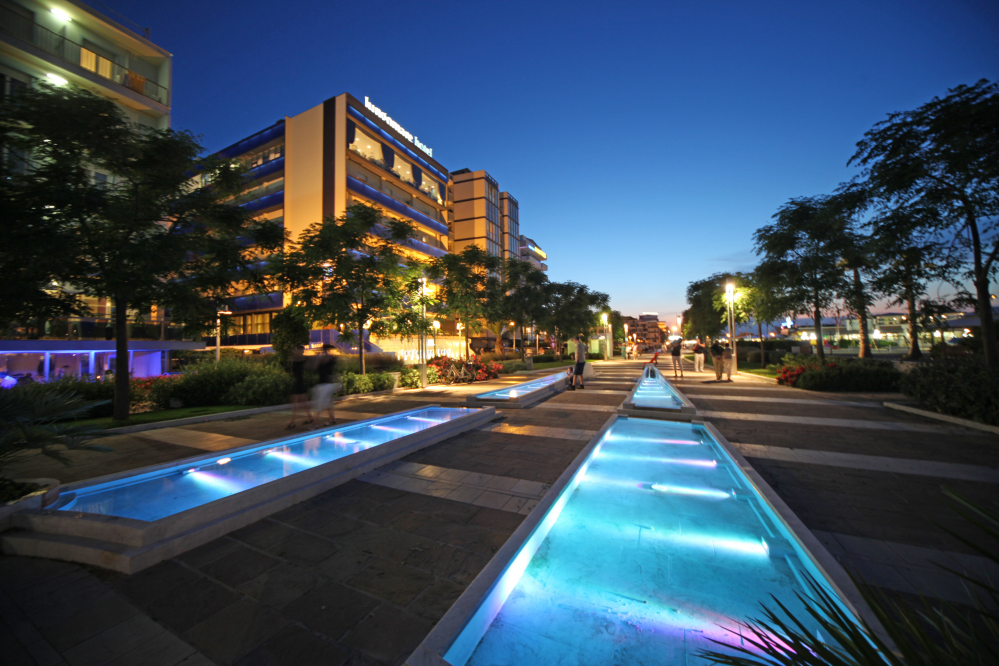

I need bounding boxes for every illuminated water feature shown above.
[447,417,860,666]
[629,365,689,411]
[56,408,476,523]
[474,372,565,400]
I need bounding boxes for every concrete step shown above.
[1,529,135,572]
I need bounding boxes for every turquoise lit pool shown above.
[630,365,689,410]
[55,407,476,523]
[474,372,565,400]
[445,417,860,665]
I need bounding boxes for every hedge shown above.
[899,357,999,425]
[770,356,900,391]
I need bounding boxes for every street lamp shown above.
[215,310,232,363]
[725,284,738,373]
[419,277,428,387]
[601,313,610,360]
[624,323,629,359]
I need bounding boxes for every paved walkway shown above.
[2,358,996,665]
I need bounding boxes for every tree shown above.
[754,197,848,363]
[274,203,415,374]
[269,308,311,363]
[426,245,501,360]
[683,274,732,340]
[867,207,949,359]
[849,80,999,372]
[483,258,550,361]
[713,272,788,367]
[540,282,609,359]
[826,189,875,358]
[0,84,282,420]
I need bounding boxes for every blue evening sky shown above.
[102,0,997,320]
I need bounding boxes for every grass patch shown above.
[740,367,777,378]
[76,405,250,430]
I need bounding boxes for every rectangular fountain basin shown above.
[467,371,568,408]
[407,415,881,666]
[2,405,494,573]
[618,364,698,421]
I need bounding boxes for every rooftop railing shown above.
[0,6,169,106]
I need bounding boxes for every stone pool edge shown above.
[465,372,569,409]
[1,406,497,574]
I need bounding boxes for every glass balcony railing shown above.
[0,6,169,106]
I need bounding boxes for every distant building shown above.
[636,314,664,347]
[451,169,503,257]
[519,235,548,271]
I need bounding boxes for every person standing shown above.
[710,339,725,381]
[569,335,587,390]
[286,346,313,429]
[670,339,684,378]
[692,339,706,373]
[722,341,734,381]
[312,344,339,427]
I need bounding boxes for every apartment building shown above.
[0,1,195,380]
[0,0,170,128]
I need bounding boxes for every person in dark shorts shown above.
[568,335,587,390]
[286,346,313,428]
[670,339,684,378]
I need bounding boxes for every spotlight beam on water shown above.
[651,484,731,499]
[266,451,320,467]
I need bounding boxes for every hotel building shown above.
[0,0,192,381]
[214,93,453,355]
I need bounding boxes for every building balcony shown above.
[0,5,169,106]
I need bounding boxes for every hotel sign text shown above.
[364,97,433,157]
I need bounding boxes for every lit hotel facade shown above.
[216,94,470,354]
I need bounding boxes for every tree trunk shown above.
[758,320,765,368]
[359,322,366,375]
[853,268,872,358]
[905,282,921,360]
[520,325,526,361]
[974,276,998,374]
[113,297,130,421]
[813,297,825,363]
[965,206,998,373]
[464,325,469,361]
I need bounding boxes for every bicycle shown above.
[444,361,476,384]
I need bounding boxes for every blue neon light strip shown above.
[240,190,284,213]
[347,106,448,184]
[347,176,448,235]
[217,123,285,160]
[244,156,284,183]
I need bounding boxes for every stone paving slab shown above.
[700,409,970,433]
[734,443,999,482]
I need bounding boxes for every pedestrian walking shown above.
[312,344,339,426]
[670,339,684,378]
[286,346,313,429]
[568,335,587,390]
[710,339,725,381]
[722,341,734,381]
[692,340,706,373]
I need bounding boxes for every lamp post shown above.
[509,321,516,354]
[601,313,610,360]
[726,283,738,373]
[623,323,629,359]
[432,320,440,354]
[215,310,232,363]
[418,278,428,387]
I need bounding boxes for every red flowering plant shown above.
[773,355,826,387]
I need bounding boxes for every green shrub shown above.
[222,371,293,406]
[746,349,786,365]
[368,372,396,391]
[795,360,901,392]
[900,357,999,425]
[340,372,373,395]
[170,359,256,407]
[532,354,557,363]
[499,360,528,374]
[7,376,117,417]
[400,367,420,388]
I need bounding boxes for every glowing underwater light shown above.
[406,416,443,423]
[605,435,701,445]
[187,471,245,495]
[651,484,731,499]
[266,451,320,467]
[372,425,411,434]
[216,457,231,465]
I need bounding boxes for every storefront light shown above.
[51,8,71,21]
[46,73,68,85]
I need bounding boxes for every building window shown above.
[349,128,384,167]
